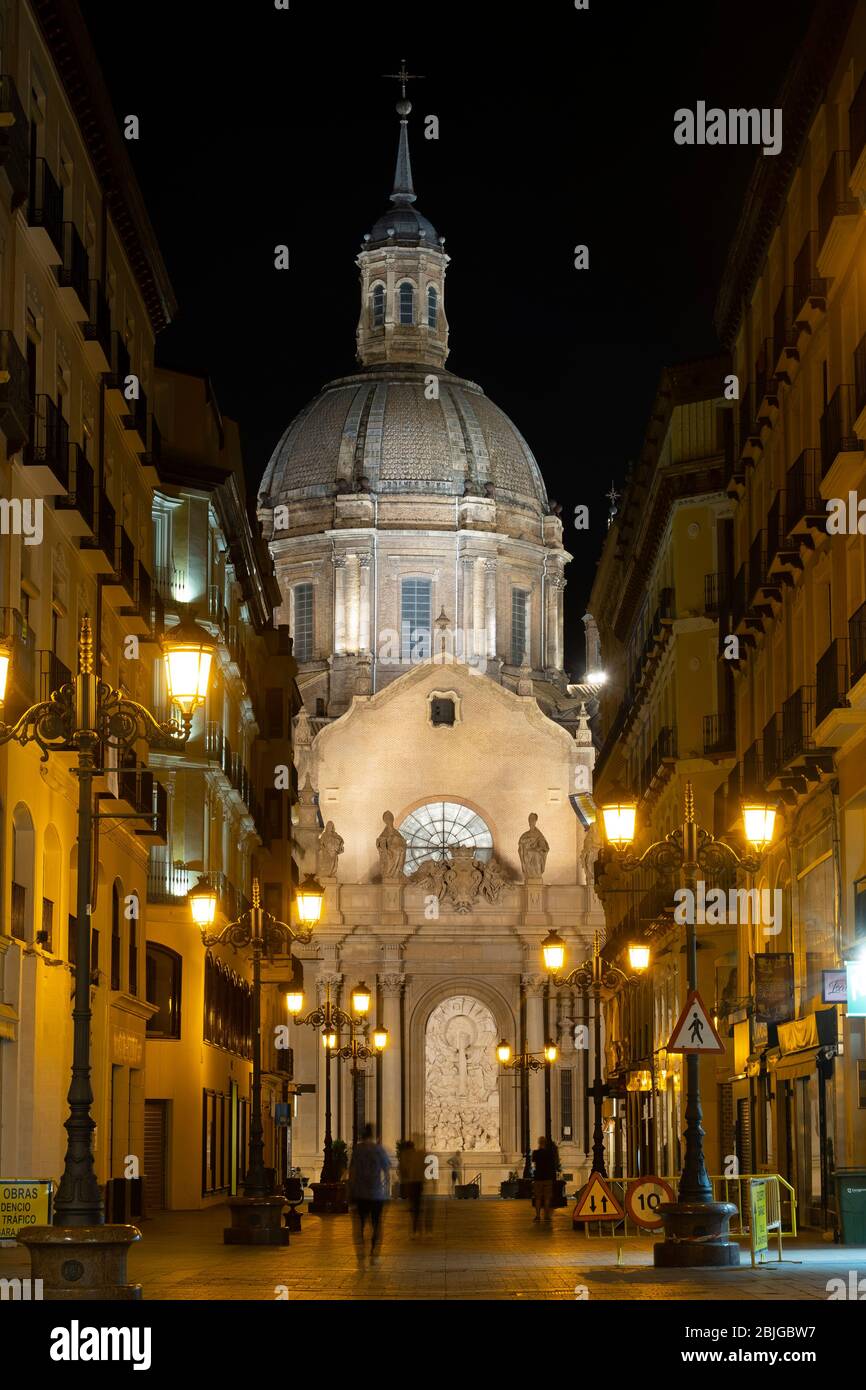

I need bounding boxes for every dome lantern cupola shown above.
[356,61,449,371]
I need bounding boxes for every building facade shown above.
[258,95,604,1189]
[712,0,866,1227]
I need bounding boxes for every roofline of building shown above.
[32,0,178,333]
[713,0,857,349]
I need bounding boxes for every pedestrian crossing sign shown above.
[573,1171,624,1222]
[667,989,725,1054]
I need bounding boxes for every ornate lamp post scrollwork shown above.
[596,779,776,1269]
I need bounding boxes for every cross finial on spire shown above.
[606,481,620,528]
[382,58,425,101]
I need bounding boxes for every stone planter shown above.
[19,1224,142,1300]
[500,1180,520,1199]
[308,1180,349,1214]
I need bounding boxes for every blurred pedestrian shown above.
[348,1124,391,1269]
[531,1135,557,1224]
[399,1136,432,1236]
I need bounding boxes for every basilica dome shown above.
[258,366,550,513]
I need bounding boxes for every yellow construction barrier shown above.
[577,1172,797,1261]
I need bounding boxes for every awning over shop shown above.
[768,1045,821,1081]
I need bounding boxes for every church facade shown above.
[257,88,604,1190]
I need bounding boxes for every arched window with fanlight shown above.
[398,281,414,326]
[427,284,438,329]
[371,282,385,328]
[398,801,494,875]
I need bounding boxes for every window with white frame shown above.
[511,587,529,665]
[293,583,314,662]
[401,577,431,662]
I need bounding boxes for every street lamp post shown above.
[597,779,775,1268]
[1,613,214,1299]
[189,873,323,1244]
[542,928,647,1177]
[288,980,386,1212]
[496,1040,558,1182]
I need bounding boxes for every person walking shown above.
[531,1135,557,1225]
[348,1124,391,1269]
[399,1136,431,1237]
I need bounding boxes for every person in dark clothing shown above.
[531,1135,557,1224]
[348,1124,391,1269]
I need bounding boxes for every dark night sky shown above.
[82,0,816,673]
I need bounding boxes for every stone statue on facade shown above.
[518,813,549,879]
[318,821,344,878]
[580,821,600,889]
[410,849,510,913]
[376,810,406,879]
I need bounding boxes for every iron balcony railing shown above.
[781,686,816,764]
[208,584,227,633]
[763,714,781,784]
[123,383,147,440]
[116,526,135,595]
[703,713,736,756]
[820,383,861,477]
[818,150,858,251]
[106,331,131,392]
[792,230,827,315]
[151,586,165,640]
[27,157,63,258]
[772,285,798,366]
[738,382,756,451]
[57,444,95,531]
[704,572,728,616]
[748,531,769,604]
[0,328,31,453]
[742,739,763,797]
[755,340,777,415]
[732,563,748,630]
[38,650,72,701]
[144,414,162,469]
[24,394,69,489]
[83,279,111,362]
[786,449,822,529]
[849,599,866,686]
[86,490,115,564]
[57,221,89,308]
[154,565,183,602]
[816,639,849,727]
[0,75,29,207]
[766,491,791,563]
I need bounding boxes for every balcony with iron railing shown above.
[38,649,72,701]
[792,230,827,319]
[772,285,799,378]
[763,713,781,784]
[81,490,116,568]
[105,332,131,397]
[747,531,770,606]
[703,712,736,757]
[738,382,756,454]
[817,150,858,253]
[27,157,63,261]
[23,394,69,493]
[122,384,147,450]
[742,738,763,797]
[820,383,862,479]
[786,449,823,531]
[0,74,30,207]
[82,279,111,370]
[755,340,779,422]
[56,221,89,316]
[731,563,748,630]
[208,584,228,635]
[781,686,816,765]
[850,599,866,687]
[56,443,95,534]
[816,639,849,727]
[704,572,728,616]
[0,328,31,453]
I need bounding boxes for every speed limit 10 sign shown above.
[625,1177,675,1230]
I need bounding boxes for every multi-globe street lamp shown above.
[495,1039,558,1179]
[0,611,215,1296]
[541,928,648,1178]
[187,872,324,1244]
[287,978,387,1206]
[594,779,776,1268]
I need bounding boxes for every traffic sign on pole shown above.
[625,1176,675,1230]
[666,989,725,1053]
[573,1171,624,1222]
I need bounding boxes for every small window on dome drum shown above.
[430,697,455,727]
[399,281,414,326]
[427,285,438,329]
[372,284,385,328]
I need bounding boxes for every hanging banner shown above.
[754,952,794,1024]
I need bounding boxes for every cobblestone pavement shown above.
[3,1198,866,1300]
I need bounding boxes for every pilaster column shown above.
[472,556,486,663]
[379,974,405,1154]
[359,553,372,652]
[333,557,347,653]
[485,559,497,658]
[346,553,361,654]
[553,575,564,669]
[522,973,546,1144]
